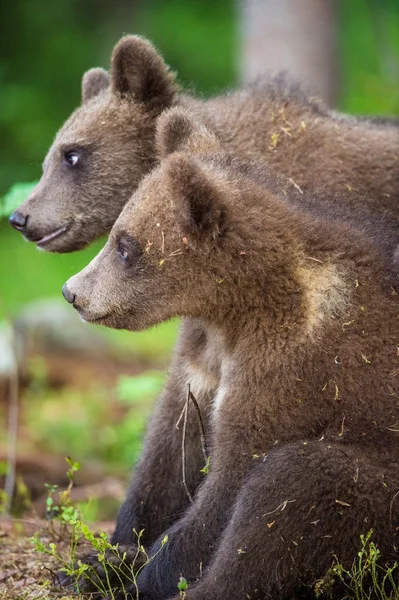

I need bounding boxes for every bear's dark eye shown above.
[64,151,80,167]
[118,240,129,261]
[117,237,143,265]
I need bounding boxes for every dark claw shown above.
[54,570,77,589]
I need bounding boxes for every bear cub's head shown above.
[9,36,177,252]
[63,108,277,331]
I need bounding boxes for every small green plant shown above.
[32,457,168,599]
[200,456,211,476]
[44,457,80,536]
[315,530,399,600]
[33,525,168,600]
[178,575,188,599]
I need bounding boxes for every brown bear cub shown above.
[10,36,399,562]
[64,111,399,600]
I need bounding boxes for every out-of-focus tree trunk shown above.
[239,0,338,106]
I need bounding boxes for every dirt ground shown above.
[0,518,113,600]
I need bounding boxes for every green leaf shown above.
[200,456,211,475]
[177,576,188,592]
[44,483,58,492]
[1,181,38,217]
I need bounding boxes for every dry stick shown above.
[175,401,186,431]
[181,390,193,504]
[176,384,209,504]
[188,389,208,465]
[390,489,399,526]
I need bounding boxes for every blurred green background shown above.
[0,0,398,518]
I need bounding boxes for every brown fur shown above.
[81,68,109,104]
[64,119,399,599]
[11,36,399,255]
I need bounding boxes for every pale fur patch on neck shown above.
[185,365,219,401]
[296,260,350,338]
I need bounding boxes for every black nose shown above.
[62,283,76,305]
[9,211,28,231]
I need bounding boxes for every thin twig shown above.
[305,255,323,264]
[263,499,296,517]
[181,389,193,504]
[288,177,303,194]
[175,402,186,430]
[188,388,208,464]
[389,489,399,526]
[176,385,209,504]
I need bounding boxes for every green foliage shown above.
[32,459,169,599]
[339,0,399,115]
[101,403,148,470]
[22,370,168,478]
[315,530,399,600]
[0,180,37,217]
[24,386,139,473]
[136,0,236,94]
[116,372,165,405]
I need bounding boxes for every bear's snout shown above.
[62,264,100,318]
[62,283,76,305]
[9,210,28,232]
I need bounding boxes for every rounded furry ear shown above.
[82,68,109,104]
[167,155,228,239]
[111,35,177,110]
[156,108,221,158]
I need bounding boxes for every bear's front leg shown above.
[133,459,248,600]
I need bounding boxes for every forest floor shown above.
[0,517,81,599]
[0,517,118,600]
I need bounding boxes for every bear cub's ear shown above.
[156,108,221,158]
[111,35,177,111]
[82,68,110,104]
[167,156,228,240]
